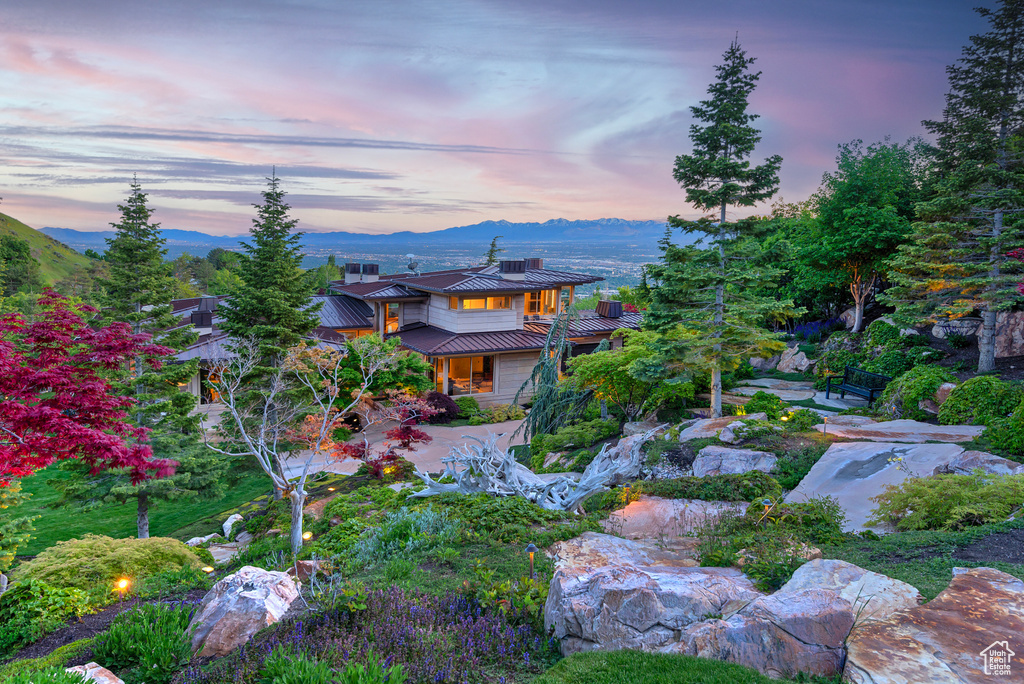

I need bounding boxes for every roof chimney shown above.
[362,263,379,283]
[596,300,622,318]
[499,260,527,281]
[525,258,543,270]
[344,262,361,285]
[190,297,218,328]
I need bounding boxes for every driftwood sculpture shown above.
[409,428,662,513]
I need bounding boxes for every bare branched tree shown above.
[205,335,412,554]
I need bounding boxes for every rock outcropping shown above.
[691,445,777,478]
[65,663,124,684]
[844,567,1024,683]
[188,566,299,657]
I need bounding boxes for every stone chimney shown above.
[344,263,361,285]
[596,300,622,318]
[525,258,543,270]
[362,263,380,283]
[499,260,527,281]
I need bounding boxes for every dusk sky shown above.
[0,0,983,237]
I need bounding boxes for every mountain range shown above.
[40,218,672,254]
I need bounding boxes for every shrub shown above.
[92,602,195,684]
[529,419,620,461]
[424,391,460,424]
[589,473,782,510]
[0,669,89,684]
[743,391,787,420]
[905,346,946,365]
[947,332,971,349]
[258,646,336,684]
[774,444,830,490]
[866,319,901,349]
[984,399,1024,461]
[869,472,1024,531]
[0,580,91,653]
[354,506,460,566]
[938,376,1024,426]
[782,408,820,432]
[862,349,915,378]
[454,396,481,417]
[878,365,958,421]
[813,348,867,390]
[429,492,570,543]
[13,535,200,591]
[0,639,93,680]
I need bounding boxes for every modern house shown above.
[329,259,641,406]
[171,258,640,412]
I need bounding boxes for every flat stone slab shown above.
[678,414,766,440]
[731,386,816,401]
[737,379,816,390]
[786,441,965,532]
[601,496,746,540]
[814,419,983,443]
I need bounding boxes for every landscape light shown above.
[114,578,131,596]
[302,531,313,541]
[327,487,336,492]
[780,415,789,422]
[201,566,215,574]
[525,543,538,579]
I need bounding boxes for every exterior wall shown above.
[403,301,427,327]
[427,294,459,332]
[487,351,538,406]
[426,293,521,333]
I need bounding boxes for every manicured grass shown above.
[531,650,835,684]
[821,518,1024,601]
[11,467,271,556]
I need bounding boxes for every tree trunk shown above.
[289,488,305,556]
[600,399,608,421]
[979,308,997,373]
[852,304,864,334]
[137,492,150,539]
[712,204,726,418]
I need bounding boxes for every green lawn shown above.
[10,467,271,556]
[531,651,837,684]
[821,518,1024,600]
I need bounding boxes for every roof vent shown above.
[596,300,623,319]
[362,263,379,283]
[344,262,361,285]
[525,258,543,270]
[499,260,527,281]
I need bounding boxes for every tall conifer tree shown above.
[219,172,320,362]
[644,41,791,417]
[885,0,1024,372]
[57,178,228,538]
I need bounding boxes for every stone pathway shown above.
[813,419,983,444]
[730,378,865,412]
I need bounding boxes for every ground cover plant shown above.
[92,602,196,684]
[937,376,1024,426]
[0,580,91,655]
[869,472,1024,531]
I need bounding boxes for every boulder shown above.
[813,419,983,443]
[976,310,1024,358]
[840,308,857,329]
[544,532,763,654]
[0,572,7,596]
[878,317,919,337]
[780,559,921,622]
[665,589,855,678]
[935,382,957,406]
[932,317,981,339]
[777,346,814,374]
[677,414,766,441]
[65,663,124,684]
[749,354,780,371]
[692,446,777,478]
[719,420,782,444]
[286,559,323,582]
[188,565,299,657]
[823,415,876,427]
[844,567,1024,683]
[222,513,243,538]
[935,450,1024,476]
[186,533,223,547]
[623,419,666,437]
[601,496,746,540]
[786,441,966,532]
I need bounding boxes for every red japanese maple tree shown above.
[0,290,176,486]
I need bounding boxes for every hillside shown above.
[1,212,91,285]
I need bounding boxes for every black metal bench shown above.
[825,366,892,404]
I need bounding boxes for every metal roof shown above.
[388,324,552,356]
[310,295,373,329]
[327,281,425,300]
[174,331,347,363]
[525,310,643,337]
[330,266,603,296]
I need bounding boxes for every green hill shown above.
[0,212,92,285]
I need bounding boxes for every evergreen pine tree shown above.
[884,0,1024,373]
[483,236,505,266]
[59,178,230,538]
[219,172,321,362]
[646,40,791,417]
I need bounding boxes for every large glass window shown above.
[200,367,222,405]
[430,356,444,393]
[526,289,559,315]
[453,296,511,310]
[447,355,494,395]
[384,302,399,333]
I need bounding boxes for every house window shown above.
[385,303,399,333]
[526,289,559,315]
[429,356,445,393]
[200,367,222,405]
[449,296,459,310]
[448,356,494,395]
[456,296,512,310]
